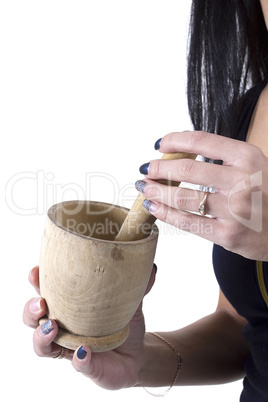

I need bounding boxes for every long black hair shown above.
[187,0,268,138]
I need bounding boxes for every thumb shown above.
[72,345,99,380]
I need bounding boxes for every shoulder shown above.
[247,83,268,157]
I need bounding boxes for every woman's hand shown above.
[23,265,156,390]
[136,131,268,261]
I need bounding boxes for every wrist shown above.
[136,332,182,389]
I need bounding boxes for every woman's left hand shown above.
[136,131,268,261]
[23,265,157,390]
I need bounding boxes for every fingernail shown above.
[41,319,54,335]
[30,297,42,312]
[77,346,87,360]
[139,162,150,175]
[154,138,162,150]
[135,180,147,194]
[142,199,158,213]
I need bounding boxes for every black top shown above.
[213,79,268,401]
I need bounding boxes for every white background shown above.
[1,1,243,401]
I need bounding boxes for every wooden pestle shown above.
[115,152,197,241]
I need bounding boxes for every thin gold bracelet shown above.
[143,332,183,397]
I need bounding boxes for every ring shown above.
[198,192,209,216]
[54,347,69,359]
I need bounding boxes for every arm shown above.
[137,290,249,387]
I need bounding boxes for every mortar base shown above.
[39,318,130,352]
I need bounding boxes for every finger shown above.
[72,346,97,379]
[145,158,237,192]
[144,264,157,296]
[158,131,250,165]
[28,266,40,295]
[143,201,222,244]
[23,297,47,328]
[33,319,62,358]
[73,346,137,389]
[136,179,227,218]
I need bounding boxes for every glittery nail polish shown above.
[41,319,54,335]
[143,199,152,211]
[135,180,147,194]
[77,346,87,360]
[139,162,150,175]
[143,199,158,213]
[154,138,162,150]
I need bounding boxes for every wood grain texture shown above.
[39,201,158,351]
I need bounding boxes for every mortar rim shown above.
[47,200,159,244]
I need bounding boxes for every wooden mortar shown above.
[39,200,158,352]
[40,152,196,352]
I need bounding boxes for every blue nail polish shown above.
[41,319,54,335]
[139,162,150,175]
[77,346,87,360]
[143,199,152,211]
[154,138,162,150]
[135,180,146,194]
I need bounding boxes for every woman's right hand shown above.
[23,265,156,390]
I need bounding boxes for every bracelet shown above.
[143,332,183,397]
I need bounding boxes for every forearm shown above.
[137,309,250,387]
